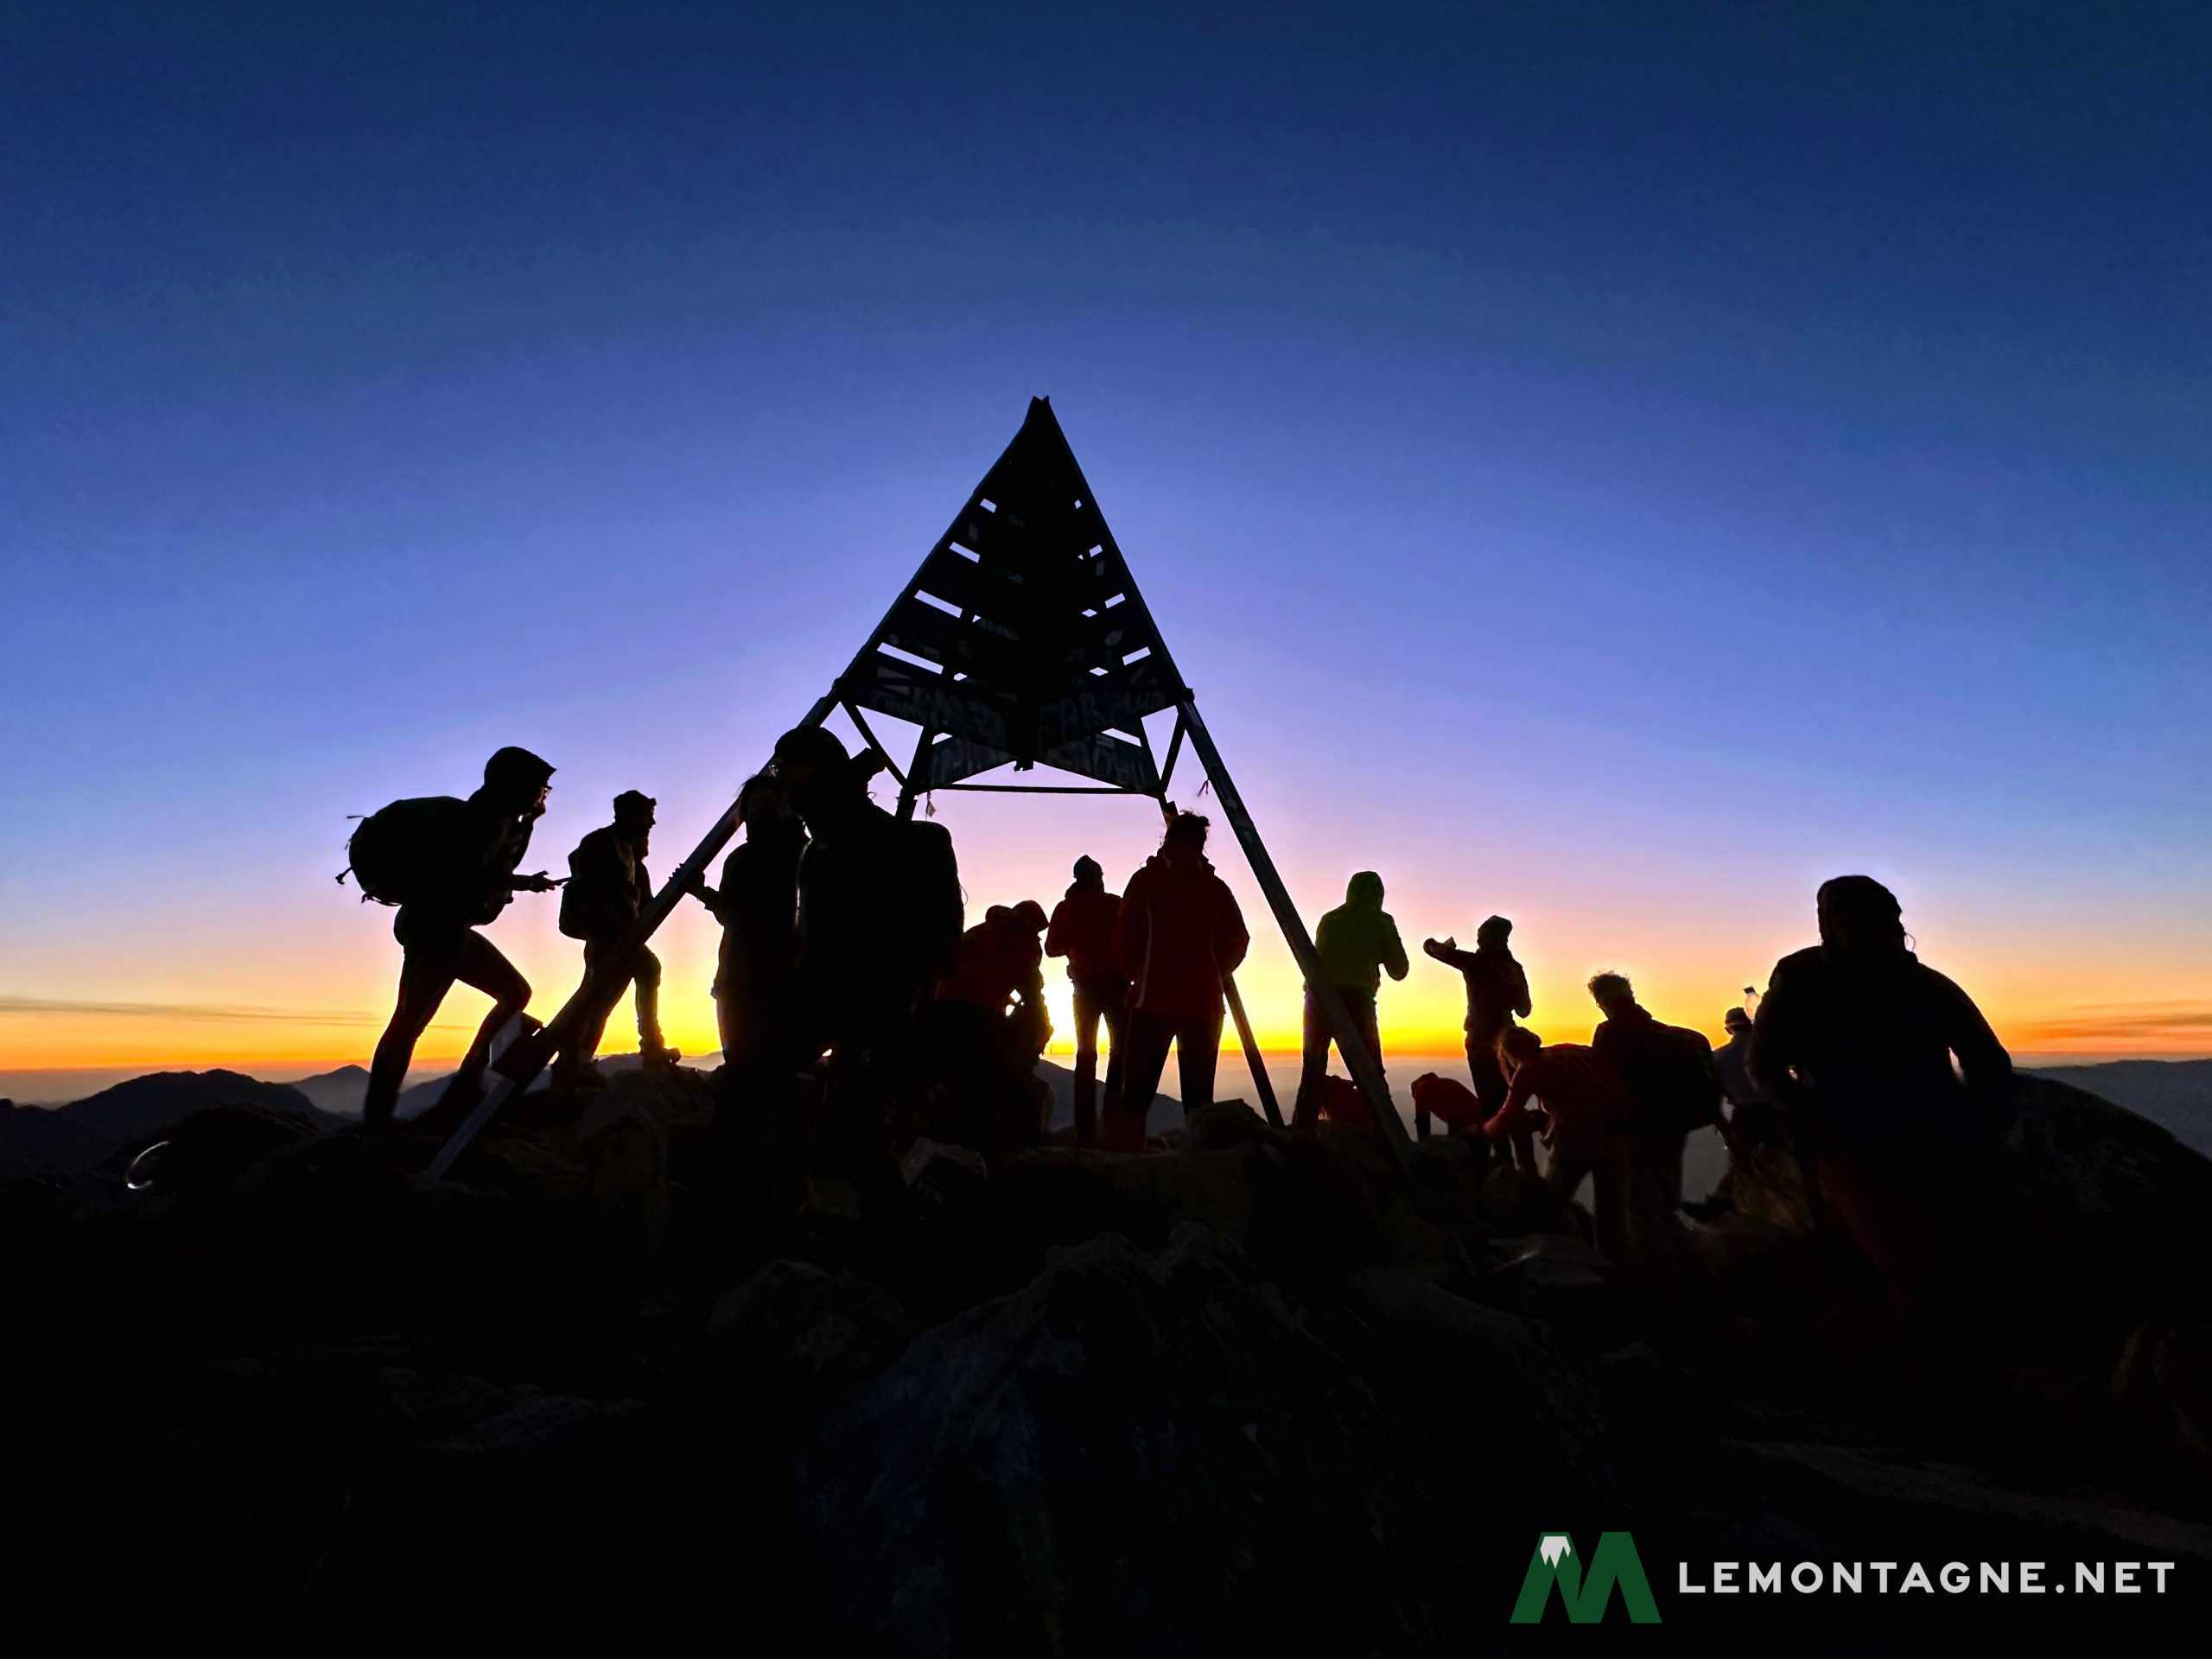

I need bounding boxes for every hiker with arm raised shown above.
[1423,915,1531,1158]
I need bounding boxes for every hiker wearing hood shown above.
[1588,971,1719,1208]
[1423,915,1532,1152]
[362,746,562,1129]
[1107,811,1249,1148]
[1293,870,1408,1131]
[1046,855,1127,1147]
[1751,875,2014,1321]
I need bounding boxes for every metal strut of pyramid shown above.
[429,398,1422,1186]
[830,397,1188,805]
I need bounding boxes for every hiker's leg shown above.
[632,944,664,1051]
[1110,1012,1173,1151]
[1099,996,1128,1126]
[570,941,616,1066]
[451,930,531,1082]
[1591,1138,1633,1266]
[365,914,463,1127]
[1071,988,1102,1147]
[1176,1010,1222,1118]
[1293,989,1330,1130]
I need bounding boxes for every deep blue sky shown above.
[3,2,2208,1078]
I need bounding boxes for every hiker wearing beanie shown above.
[556,789,679,1088]
[359,746,562,1129]
[1046,855,1128,1147]
[1751,876,2013,1324]
[1424,915,1533,1159]
[1293,870,1408,1132]
[1108,810,1249,1149]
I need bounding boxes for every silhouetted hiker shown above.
[1681,1005,1772,1220]
[943,901,1052,1044]
[555,790,678,1088]
[690,772,807,1204]
[1484,1027,1636,1262]
[1046,855,1126,1147]
[1408,1072,1487,1136]
[930,899,1053,1156]
[1423,916,1531,1154]
[772,726,963,1074]
[1108,810,1249,1150]
[691,772,807,1071]
[1587,972,1719,1209]
[359,747,562,1130]
[1751,875,2014,1320]
[1292,871,1409,1132]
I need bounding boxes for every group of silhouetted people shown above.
[358,743,2016,1316]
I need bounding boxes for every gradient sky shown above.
[4,3,2209,1095]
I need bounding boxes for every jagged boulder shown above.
[705,1258,915,1409]
[801,1225,1426,1652]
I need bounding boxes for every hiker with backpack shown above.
[1587,971,1720,1209]
[351,746,563,1131]
[556,789,680,1089]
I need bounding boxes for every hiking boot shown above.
[552,1058,608,1091]
[640,1043,682,1069]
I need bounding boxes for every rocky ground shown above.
[7,1067,2209,1646]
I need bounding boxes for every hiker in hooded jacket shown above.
[1046,855,1127,1147]
[1294,870,1409,1132]
[1108,810,1249,1149]
[556,789,679,1088]
[354,746,562,1130]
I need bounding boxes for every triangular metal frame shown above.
[430,399,1413,1182]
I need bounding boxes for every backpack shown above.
[1654,1024,1722,1133]
[338,796,471,907]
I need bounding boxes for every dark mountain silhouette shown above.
[289,1064,372,1116]
[0,1069,345,1176]
[2028,1058,2212,1156]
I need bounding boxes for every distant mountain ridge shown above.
[0,1069,346,1176]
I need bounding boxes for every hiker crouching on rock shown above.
[1751,875,2014,1325]
[556,789,679,1089]
[1483,1027,1637,1264]
[359,746,562,1131]
[931,900,1053,1156]
[1424,915,1532,1163]
[1046,855,1126,1147]
[1108,810,1249,1150]
[1293,870,1408,1134]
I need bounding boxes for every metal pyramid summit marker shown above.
[834,397,1186,798]
[430,398,1429,1201]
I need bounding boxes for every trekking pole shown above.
[427,696,837,1182]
